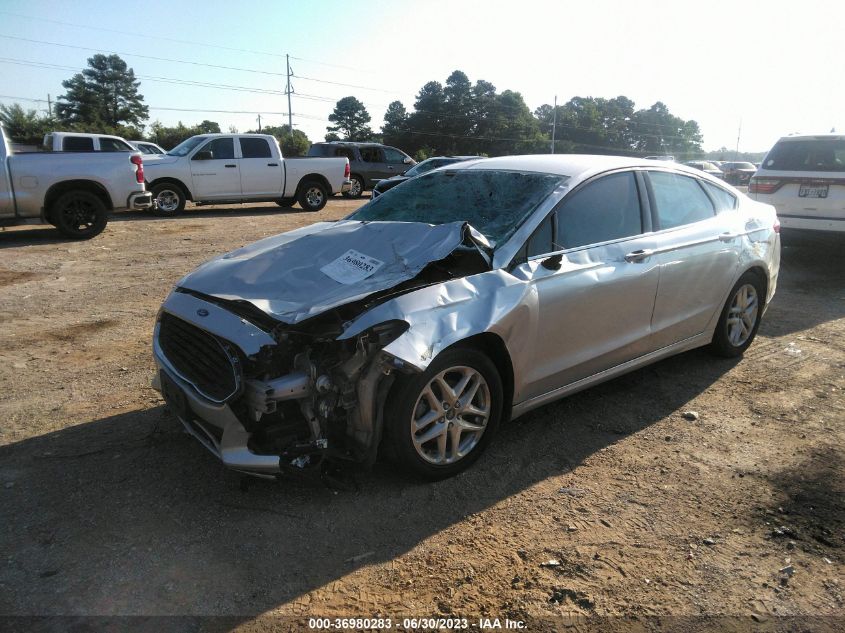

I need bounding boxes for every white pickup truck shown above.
[142,133,351,215]
[1,126,153,239]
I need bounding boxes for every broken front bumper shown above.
[150,292,287,476]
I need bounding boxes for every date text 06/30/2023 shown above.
[307,617,527,629]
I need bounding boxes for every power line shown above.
[0,34,287,76]
[0,10,380,73]
[293,74,402,94]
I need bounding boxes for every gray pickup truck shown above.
[0,126,153,239]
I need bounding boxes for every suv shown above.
[720,161,757,186]
[749,133,845,233]
[307,142,415,198]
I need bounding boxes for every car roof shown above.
[51,132,126,140]
[779,133,845,142]
[447,154,705,180]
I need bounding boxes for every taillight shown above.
[130,154,144,184]
[344,162,350,178]
[748,177,782,194]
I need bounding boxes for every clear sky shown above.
[0,0,842,152]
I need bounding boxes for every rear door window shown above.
[100,138,133,151]
[648,171,715,230]
[239,137,272,158]
[763,139,845,172]
[334,147,355,161]
[553,171,643,249]
[63,136,94,151]
[701,181,737,212]
[360,147,383,163]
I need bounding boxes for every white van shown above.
[749,133,845,233]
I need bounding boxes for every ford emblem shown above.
[197,309,209,317]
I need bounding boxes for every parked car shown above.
[307,141,415,198]
[142,133,351,215]
[131,141,166,156]
[371,156,480,197]
[1,126,152,238]
[43,132,136,152]
[683,160,725,179]
[151,155,780,480]
[720,161,757,185]
[748,133,845,233]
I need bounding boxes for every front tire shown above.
[384,348,502,480]
[342,175,364,199]
[710,272,765,357]
[51,191,108,239]
[151,183,186,217]
[297,181,328,211]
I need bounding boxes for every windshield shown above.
[168,136,207,157]
[348,169,567,246]
[730,162,756,170]
[405,158,453,177]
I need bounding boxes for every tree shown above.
[327,96,373,140]
[55,54,148,129]
[147,120,222,149]
[325,132,341,142]
[196,120,221,134]
[0,103,52,145]
[381,100,409,149]
[248,124,310,156]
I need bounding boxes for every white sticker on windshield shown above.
[320,249,385,285]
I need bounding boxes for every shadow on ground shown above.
[0,349,735,622]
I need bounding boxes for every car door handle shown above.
[225,164,237,168]
[719,232,742,242]
[624,249,654,263]
[267,163,279,167]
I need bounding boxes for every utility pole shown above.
[734,117,742,160]
[285,54,293,132]
[257,113,262,132]
[550,95,557,154]
[46,93,52,119]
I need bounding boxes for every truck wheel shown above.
[51,191,108,239]
[151,183,186,217]
[297,181,328,211]
[275,197,296,208]
[343,175,364,199]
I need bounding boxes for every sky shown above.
[0,0,842,152]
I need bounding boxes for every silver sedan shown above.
[151,155,780,480]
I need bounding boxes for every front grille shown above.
[158,312,240,402]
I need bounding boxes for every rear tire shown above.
[151,183,186,217]
[384,347,502,480]
[297,181,328,211]
[51,191,108,239]
[342,175,364,199]
[709,271,765,357]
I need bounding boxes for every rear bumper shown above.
[340,179,352,194]
[779,214,845,233]
[128,191,154,211]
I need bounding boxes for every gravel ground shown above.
[0,199,842,631]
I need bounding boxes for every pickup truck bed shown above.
[1,128,153,239]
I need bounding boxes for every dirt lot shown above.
[0,198,843,631]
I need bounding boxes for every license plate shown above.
[160,370,190,420]
[798,184,829,198]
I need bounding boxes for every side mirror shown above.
[193,150,212,161]
[403,157,413,164]
[541,254,563,270]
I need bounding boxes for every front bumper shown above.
[128,191,154,211]
[340,179,352,194]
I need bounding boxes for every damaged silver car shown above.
[152,155,781,480]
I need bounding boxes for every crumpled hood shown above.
[178,220,492,324]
